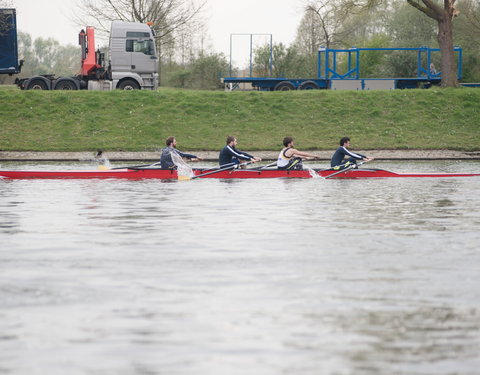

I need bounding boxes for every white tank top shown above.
[277,148,291,168]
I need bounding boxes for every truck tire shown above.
[54,78,78,90]
[274,81,296,91]
[299,80,319,90]
[117,79,140,90]
[27,79,48,90]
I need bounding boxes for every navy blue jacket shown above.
[330,146,365,167]
[219,145,253,167]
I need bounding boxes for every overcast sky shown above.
[13,0,305,66]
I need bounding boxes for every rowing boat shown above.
[1,167,480,180]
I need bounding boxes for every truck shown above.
[0,8,22,75]
[222,46,472,91]
[1,8,158,90]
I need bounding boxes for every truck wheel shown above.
[274,81,295,91]
[117,79,140,90]
[27,79,48,90]
[54,78,78,90]
[299,80,319,90]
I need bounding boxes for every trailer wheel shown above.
[299,80,319,90]
[117,79,140,90]
[27,79,48,90]
[274,81,296,91]
[54,78,78,90]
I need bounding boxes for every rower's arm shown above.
[288,148,319,159]
[344,148,365,160]
[227,146,252,161]
[176,150,198,160]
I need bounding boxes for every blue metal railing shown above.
[317,46,463,81]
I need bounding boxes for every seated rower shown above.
[277,137,320,170]
[219,136,261,168]
[330,137,373,170]
[160,136,202,169]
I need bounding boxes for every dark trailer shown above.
[0,8,22,75]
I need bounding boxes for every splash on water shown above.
[94,150,111,169]
[171,152,194,178]
[304,166,321,178]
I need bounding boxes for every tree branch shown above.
[406,0,441,21]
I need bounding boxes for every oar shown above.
[324,164,355,179]
[182,161,253,180]
[111,162,161,170]
[260,161,278,169]
[251,161,277,170]
[324,162,364,179]
[322,161,355,172]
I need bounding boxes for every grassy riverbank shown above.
[0,86,479,152]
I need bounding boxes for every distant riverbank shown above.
[1,150,479,161]
[1,87,480,153]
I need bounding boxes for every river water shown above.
[1,160,480,375]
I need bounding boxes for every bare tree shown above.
[461,0,480,32]
[76,0,205,39]
[300,0,390,51]
[303,1,341,49]
[295,8,324,55]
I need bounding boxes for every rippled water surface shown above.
[1,160,480,375]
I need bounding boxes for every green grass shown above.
[0,86,479,151]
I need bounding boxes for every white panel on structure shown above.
[88,80,113,91]
[331,80,362,90]
[364,80,395,90]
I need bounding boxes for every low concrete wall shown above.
[1,150,479,161]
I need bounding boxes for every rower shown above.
[219,136,261,168]
[160,137,202,169]
[330,137,373,170]
[277,137,320,170]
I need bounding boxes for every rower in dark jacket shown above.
[160,136,201,169]
[331,137,374,169]
[219,136,261,168]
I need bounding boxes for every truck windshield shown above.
[126,39,155,55]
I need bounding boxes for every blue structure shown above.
[0,8,22,75]
[222,46,464,91]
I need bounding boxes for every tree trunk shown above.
[406,0,459,88]
[437,16,458,87]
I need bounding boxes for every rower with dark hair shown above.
[219,136,261,168]
[160,136,202,169]
[277,137,319,170]
[330,137,373,170]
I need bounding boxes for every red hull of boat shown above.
[1,168,480,180]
